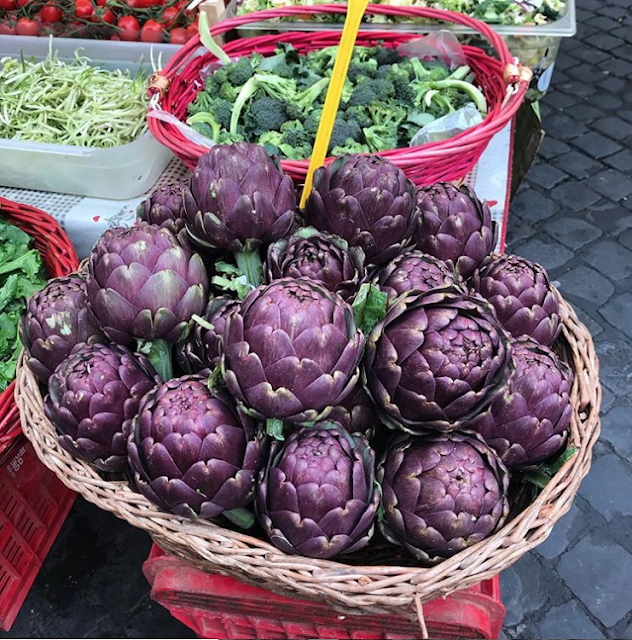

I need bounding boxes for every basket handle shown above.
[159,3,532,89]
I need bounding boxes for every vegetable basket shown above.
[15,288,600,615]
[0,197,78,455]
[148,4,531,185]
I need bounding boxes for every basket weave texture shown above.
[148,3,530,186]
[0,197,78,454]
[16,290,600,613]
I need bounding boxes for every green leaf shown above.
[266,418,285,440]
[352,283,388,335]
[523,447,577,490]
[223,507,255,529]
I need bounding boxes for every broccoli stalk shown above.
[188,112,223,140]
[427,79,488,114]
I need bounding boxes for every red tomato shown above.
[74,0,93,18]
[175,0,192,16]
[169,26,189,44]
[15,17,41,35]
[99,7,115,23]
[117,14,139,40]
[0,0,16,10]
[16,0,31,7]
[0,21,17,34]
[41,3,63,22]
[160,5,178,28]
[140,18,163,42]
[185,21,198,38]
[96,0,106,5]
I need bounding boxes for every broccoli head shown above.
[347,77,395,107]
[331,140,371,156]
[347,57,379,83]
[329,117,362,152]
[373,45,402,67]
[343,105,373,130]
[247,96,287,134]
[225,57,255,86]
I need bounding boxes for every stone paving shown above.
[3,0,632,635]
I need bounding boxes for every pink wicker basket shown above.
[148,3,531,186]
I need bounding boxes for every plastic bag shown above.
[410,103,483,146]
[147,107,216,150]
[397,31,468,70]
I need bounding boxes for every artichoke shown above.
[182,142,296,254]
[374,249,464,301]
[223,278,365,424]
[378,431,509,564]
[44,342,158,473]
[413,183,494,280]
[87,225,208,380]
[137,181,186,236]
[471,254,561,346]
[471,336,572,469]
[305,155,417,267]
[176,296,239,375]
[20,274,104,385]
[364,287,512,433]
[128,376,266,523]
[329,384,382,439]
[266,227,365,300]
[257,421,379,559]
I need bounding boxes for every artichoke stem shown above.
[141,338,173,382]
[224,507,255,529]
[235,250,263,289]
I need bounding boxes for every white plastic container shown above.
[0,38,175,199]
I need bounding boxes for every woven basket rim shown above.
[16,290,600,612]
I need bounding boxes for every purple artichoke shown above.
[378,432,509,564]
[266,227,365,300]
[413,183,494,280]
[128,376,266,522]
[175,296,239,375]
[223,278,365,424]
[257,421,379,559]
[329,384,383,439]
[44,342,158,473]
[20,274,104,385]
[374,249,464,301]
[364,288,512,433]
[471,254,561,346]
[470,336,572,469]
[137,181,186,235]
[87,225,208,345]
[182,142,296,252]
[305,155,417,267]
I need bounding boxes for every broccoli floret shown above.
[369,102,407,129]
[258,130,284,156]
[190,121,215,140]
[304,109,324,135]
[363,125,399,152]
[329,117,362,151]
[248,96,287,134]
[344,105,373,130]
[373,46,401,67]
[188,97,233,141]
[331,140,371,156]
[347,57,379,83]
[208,97,233,129]
[276,121,312,159]
[226,57,254,86]
[347,82,376,108]
[258,54,295,79]
[295,77,330,113]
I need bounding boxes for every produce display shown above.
[0,219,46,392]
[187,44,488,159]
[22,143,575,566]
[231,0,565,26]
[0,50,148,147]
[0,0,200,43]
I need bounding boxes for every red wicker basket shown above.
[148,3,531,186]
[0,197,78,454]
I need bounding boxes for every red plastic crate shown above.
[0,437,76,630]
[144,545,505,639]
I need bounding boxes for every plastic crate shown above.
[144,545,505,639]
[0,437,76,631]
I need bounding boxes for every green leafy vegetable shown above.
[0,219,46,392]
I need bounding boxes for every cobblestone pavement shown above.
[3,0,632,636]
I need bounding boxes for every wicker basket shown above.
[15,291,600,614]
[148,4,531,186]
[0,197,78,454]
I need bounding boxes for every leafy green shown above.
[0,219,46,392]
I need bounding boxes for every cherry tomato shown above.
[74,0,93,18]
[41,3,63,23]
[175,0,192,16]
[117,14,139,40]
[15,17,41,35]
[0,21,17,34]
[140,18,163,42]
[99,7,115,23]
[160,5,178,28]
[0,0,16,10]
[96,0,106,5]
[185,21,198,38]
[169,26,189,44]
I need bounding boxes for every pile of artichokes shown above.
[22,143,574,565]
